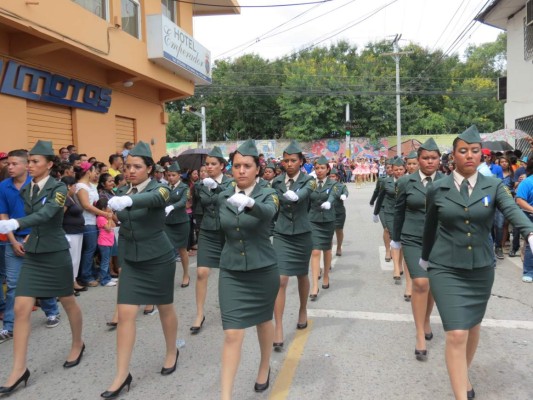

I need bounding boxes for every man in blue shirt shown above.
[515,160,533,282]
[0,150,60,344]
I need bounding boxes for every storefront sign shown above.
[147,14,211,85]
[0,60,112,113]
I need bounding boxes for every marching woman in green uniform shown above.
[164,162,191,288]
[329,168,349,256]
[191,147,233,333]
[0,140,84,394]
[374,158,407,285]
[405,151,419,174]
[271,141,315,350]
[391,138,442,361]
[370,160,393,262]
[217,140,279,399]
[102,142,178,399]
[309,156,340,300]
[420,126,533,400]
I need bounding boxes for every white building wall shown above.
[505,9,533,127]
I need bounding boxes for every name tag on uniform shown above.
[41,197,47,205]
[483,195,490,207]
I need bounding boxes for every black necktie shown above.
[130,187,138,194]
[460,179,469,202]
[318,181,323,190]
[32,184,39,199]
[425,177,432,187]
[239,190,245,195]
[287,179,294,190]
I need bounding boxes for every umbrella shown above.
[481,141,514,152]
[176,148,211,171]
[483,129,530,142]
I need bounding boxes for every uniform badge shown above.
[310,181,317,190]
[232,181,237,187]
[272,194,280,210]
[503,186,512,198]
[54,192,66,207]
[158,187,170,202]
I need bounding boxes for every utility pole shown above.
[182,105,207,149]
[382,34,412,157]
[345,103,351,158]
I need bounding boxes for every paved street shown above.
[0,183,532,400]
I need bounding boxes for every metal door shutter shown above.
[115,116,136,152]
[27,101,73,152]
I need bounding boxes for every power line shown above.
[176,0,333,8]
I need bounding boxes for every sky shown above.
[192,0,504,62]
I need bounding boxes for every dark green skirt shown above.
[379,209,386,229]
[118,250,176,305]
[310,221,335,250]
[335,212,346,229]
[16,250,74,298]
[219,264,279,330]
[273,232,312,276]
[164,222,190,249]
[428,264,495,331]
[401,235,427,279]
[197,229,225,269]
[383,212,394,232]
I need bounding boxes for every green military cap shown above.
[330,167,338,175]
[29,140,55,156]
[392,158,405,167]
[284,140,303,155]
[457,125,481,144]
[265,162,276,170]
[236,139,258,157]
[167,162,180,172]
[420,137,440,152]
[208,146,224,159]
[406,151,417,159]
[130,141,152,158]
[315,155,329,165]
[386,158,394,165]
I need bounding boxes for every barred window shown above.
[524,17,533,60]
[516,115,533,159]
[72,0,107,20]
[162,0,176,23]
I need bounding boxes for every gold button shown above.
[465,220,469,224]
[468,246,472,250]
[239,240,243,243]
[464,207,468,211]
[241,252,245,256]
[236,228,239,231]
[467,233,471,237]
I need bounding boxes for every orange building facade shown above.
[0,0,239,161]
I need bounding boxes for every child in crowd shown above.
[95,198,117,287]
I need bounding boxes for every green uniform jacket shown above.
[17,178,69,253]
[198,176,234,231]
[332,182,349,216]
[271,172,314,235]
[192,181,203,216]
[373,176,396,216]
[309,178,339,223]
[217,185,279,271]
[421,173,533,269]
[116,179,173,262]
[165,181,190,225]
[369,177,384,206]
[392,172,443,242]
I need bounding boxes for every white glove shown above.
[0,219,19,234]
[320,201,331,210]
[372,214,380,223]
[108,196,133,211]
[227,193,255,212]
[165,205,174,216]
[340,194,347,201]
[528,235,533,251]
[283,190,299,202]
[390,240,402,250]
[202,177,218,190]
[419,259,429,271]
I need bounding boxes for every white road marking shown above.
[307,308,533,330]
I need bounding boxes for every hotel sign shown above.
[147,14,212,85]
[0,59,112,113]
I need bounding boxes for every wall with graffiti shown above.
[166,135,458,159]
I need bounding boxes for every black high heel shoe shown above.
[63,343,85,368]
[254,368,270,392]
[161,349,179,375]
[414,349,428,361]
[0,369,30,394]
[424,332,433,341]
[273,342,284,352]
[467,387,475,399]
[190,316,205,335]
[309,288,319,301]
[101,373,132,399]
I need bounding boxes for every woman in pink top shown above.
[95,198,117,287]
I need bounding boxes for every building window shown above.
[161,0,176,23]
[525,17,533,61]
[122,0,141,39]
[72,0,108,20]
